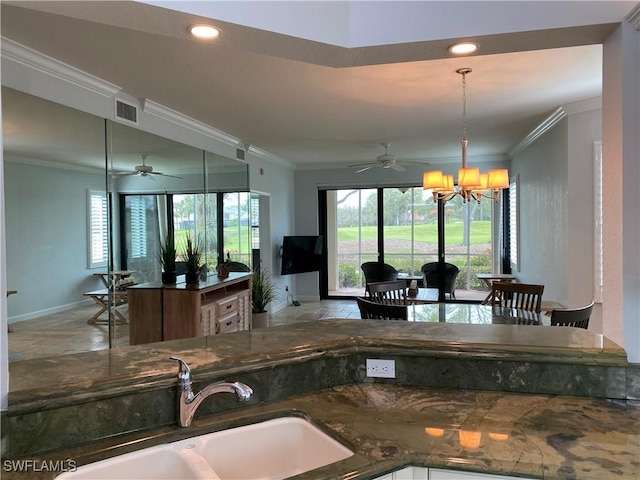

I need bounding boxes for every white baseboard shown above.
[8,299,93,324]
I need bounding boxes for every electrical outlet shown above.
[366,359,395,378]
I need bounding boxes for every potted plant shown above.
[252,264,277,328]
[155,232,177,284]
[181,233,203,284]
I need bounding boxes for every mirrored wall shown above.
[3,86,250,361]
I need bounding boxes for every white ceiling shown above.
[1,1,636,170]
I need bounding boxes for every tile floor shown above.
[7,299,360,362]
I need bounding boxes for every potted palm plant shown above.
[252,264,277,328]
[155,232,177,284]
[181,233,203,284]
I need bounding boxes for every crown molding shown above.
[626,3,640,30]
[246,145,296,169]
[509,107,567,159]
[141,100,240,148]
[1,37,120,98]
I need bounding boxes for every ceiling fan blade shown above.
[349,161,378,168]
[150,171,183,179]
[390,164,406,172]
[355,166,375,173]
[400,160,431,166]
[114,171,138,176]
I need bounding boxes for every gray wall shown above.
[5,160,105,321]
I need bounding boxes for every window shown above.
[87,189,108,268]
[594,141,603,303]
[509,174,519,272]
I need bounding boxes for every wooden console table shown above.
[127,272,252,345]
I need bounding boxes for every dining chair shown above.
[356,297,408,320]
[550,301,594,329]
[366,280,408,305]
[482,281,545,313]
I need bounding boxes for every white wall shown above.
[246,155,296,312]
[602,21,640,363]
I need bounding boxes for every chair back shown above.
[367,280,407,304]
[550,301,594,329]
[483,281,544,313]
[356,297,408,320]
[361,262,398,285]
[420,262,460,299]
[225,261,251,272]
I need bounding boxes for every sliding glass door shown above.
[322,186,496,301]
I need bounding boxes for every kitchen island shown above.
[2,319,638,479]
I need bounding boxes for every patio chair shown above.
[420,262,460,299]
[361,262,398,293]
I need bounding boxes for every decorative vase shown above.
[217,263,230,280]
[252,311,269,329]
[185,271,200,285]
[162,271,177,285]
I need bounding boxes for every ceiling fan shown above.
[117,154,182,179]
[349,143,429,173]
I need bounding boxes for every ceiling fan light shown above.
[423,170,444,190]
[458,166,480,188]
[487,169,510,189]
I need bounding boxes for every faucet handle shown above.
[170,356,192,390]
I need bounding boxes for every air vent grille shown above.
[236,148,245,161]
[115,100,138,124]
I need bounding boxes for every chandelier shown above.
[423,68,509,203]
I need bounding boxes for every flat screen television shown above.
[281,235,324,275]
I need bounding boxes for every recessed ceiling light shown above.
[448,42,478,55]
[189,24,221,40]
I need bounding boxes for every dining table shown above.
[408,302,548,326]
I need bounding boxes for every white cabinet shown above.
[374,467,523,480]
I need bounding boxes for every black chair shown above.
[225,261,251,272]
[550,301,594,329]
[361,262,398,293]
[367,280,407,305]
[420,262,460,299]
[356,297,408,320]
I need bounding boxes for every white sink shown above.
[56,416,354,480]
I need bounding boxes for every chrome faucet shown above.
[170,356,253,427]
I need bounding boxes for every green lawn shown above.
[338,221,491,244]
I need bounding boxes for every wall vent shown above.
[236,148,246,161]
[115,99,138,125]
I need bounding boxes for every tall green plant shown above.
[180,233,203,274]
[252,265,277,313]
[155,232,176,273]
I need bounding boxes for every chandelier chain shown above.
[461,70,467,141]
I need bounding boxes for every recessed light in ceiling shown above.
[189,24,221,40]
[448,42,478,55]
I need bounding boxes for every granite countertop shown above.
[5,383,639,480]
[9,319,625,399]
